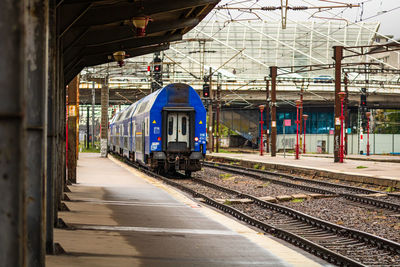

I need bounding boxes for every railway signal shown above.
[203,83,210,98]
[153,57,162,73]
[151,53,163,92]
[360,88,367,107]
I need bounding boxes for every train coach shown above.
[108,83,207,176]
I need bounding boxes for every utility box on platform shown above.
[317,140,326,153]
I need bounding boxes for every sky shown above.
[216,0,400,38]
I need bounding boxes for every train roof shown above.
[110,83,199,124]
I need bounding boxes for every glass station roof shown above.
[174,19,379,79]
[82,19,381,84]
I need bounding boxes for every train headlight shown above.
[157,137,161,141]
[194,137,199,142]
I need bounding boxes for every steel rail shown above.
[203,161,379,194]
[203,161,400,212]
[188,177,400,262]
[210,161,400,199]
[112,155,365,266]
[111,154,400,266]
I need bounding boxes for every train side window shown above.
[168,117,173,135]
[182,117,187,135]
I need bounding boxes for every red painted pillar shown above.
[295,100,302,159]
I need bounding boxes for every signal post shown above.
[270,66,277,157]
[205,67,213,152]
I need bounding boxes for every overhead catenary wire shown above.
[245,0,400,70]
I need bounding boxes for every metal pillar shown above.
[212,109,216,152]
[303,114,308,153]
[55,12,63,222]
[101,79,109,157]
[54,30,60,225]
[67,76,78,183]
[265,80,270,153]
[46,0,57,254]
[339,93,346,163]
[76,80,79,159]
[25,0,49,265]
[86,107,90,149]
[91,83,95,148]
[61,60,67,193]
[56,29,66,210]
[0,1,27,265]
[333,46,343,162]
[208,67,213,153]
[216,74,221,153]
[270,66,277,157]
[259,105,265,156]
[344,73,349,155]
[366,112,371,156]
[299,87,303,152]
[295,100,301,160]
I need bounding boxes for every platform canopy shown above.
[61,0,219,83]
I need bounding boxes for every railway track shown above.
[177,178,400,266]
[202,161,400,212]
[114,155,400,266]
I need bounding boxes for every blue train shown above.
[108,83,207,176]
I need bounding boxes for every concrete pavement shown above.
[46,153,323,267]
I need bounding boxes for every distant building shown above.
[370,34,400,69]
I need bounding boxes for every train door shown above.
[167,112,189,151]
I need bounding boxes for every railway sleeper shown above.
[120,157,400,266]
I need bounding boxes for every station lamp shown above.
[113,51,126,67]
[132,17,151,37]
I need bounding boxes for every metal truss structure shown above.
[80,6,400,106]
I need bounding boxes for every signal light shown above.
[194,137,199,142]
[360,94,367,106]
[360,88,367,107]
[203,84,210,98]
[157,136,161,141]
[147,65,150,72]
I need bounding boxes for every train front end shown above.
[149,83,206,176]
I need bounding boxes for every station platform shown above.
[46,153,323,267]
[206,152,400,188]
[290,153,400,163]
